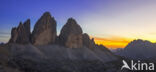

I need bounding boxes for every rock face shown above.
[23,19,31,38]
[82,33,95,49]
[8,12,99,49]
[58,18,97,49]
[58,18,83,48]
[9,19,31,44]
[31,12,57,45]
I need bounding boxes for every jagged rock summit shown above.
[31,12,57,45]
[58,18,83,48]
[8,12,109,50]
[82,33,95,49]
[58,18,96,48]
[8,12,100,49]
[9,19,31,44]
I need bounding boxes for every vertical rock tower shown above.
[59,18,83,48]
[8,12,96,49]
[31,12,57,45]
[9,19,31,44]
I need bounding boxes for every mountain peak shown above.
[116,39,156,59]
[67,18,77,24]
[129,39,151,46]
[60,18,82,36]
[9,20,31,44]
[31,12,56,45]
[8,11,106,51]
[42,12,51,17]
[58,18,83,48]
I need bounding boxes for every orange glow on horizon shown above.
[91,36,132,49]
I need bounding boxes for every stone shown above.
[31,12,57,45]
[82,33,95,49]
[23,19,31,38]
[9,19,31,44]
[58,18,83,48]
[65,34,83,48]
[9,27,18,43]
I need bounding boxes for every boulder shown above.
[58,18,83,48]
[31,12,57,45]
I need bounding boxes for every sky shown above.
[0,0,156,49]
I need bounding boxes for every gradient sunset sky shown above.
[0,0,156,49]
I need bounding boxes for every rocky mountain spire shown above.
[58,18,83,48]
[82,33,95,49]
[31,12,57,45]
[8,12,99,49]
[23,19,31,37]
[9,19,31,44]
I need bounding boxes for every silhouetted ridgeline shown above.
[115,39,156,60]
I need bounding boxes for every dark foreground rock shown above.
[0,43,124,72]
[8,57,123,72]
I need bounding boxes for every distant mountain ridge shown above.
[115,39,156,59]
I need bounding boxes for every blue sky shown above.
[0,0,156,48]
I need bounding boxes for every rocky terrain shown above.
[0,12,126,72]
